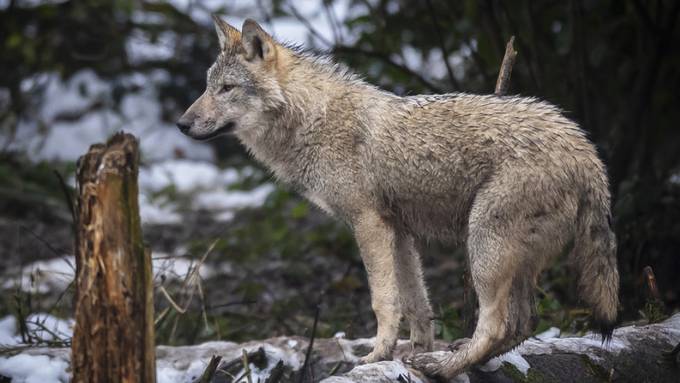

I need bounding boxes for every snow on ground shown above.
[0,354,70,383]
[1,314,678,383]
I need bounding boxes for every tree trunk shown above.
[71,133,155,383]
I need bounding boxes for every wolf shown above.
[177,17,619,379]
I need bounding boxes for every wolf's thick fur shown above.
[178,17,620,379]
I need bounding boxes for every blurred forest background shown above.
[0,0,679,349]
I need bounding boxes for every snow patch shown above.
[0,354,69,383]
[194,183,275,212]
[126,30,176,63]
[535,326,561,341]
[153,255,214,281]
[0,316,19,346]
[3,70,213,163]
[139,160,240,193]
[481,349,531,376]
[334,361,425,383]
[24,313,74,342]
[139,194,182,225]
[517,331,630,362]
[137,159,274,224]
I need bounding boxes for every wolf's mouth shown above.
[195,121,235,141]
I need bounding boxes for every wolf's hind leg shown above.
[408,227,517,378]
[353,211,402,363]
[394,234,434,355]
[491,273,539,358]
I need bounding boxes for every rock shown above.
[3,314,679,382]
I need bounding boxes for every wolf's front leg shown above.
[353,210,402,364]
[395,235,434,355]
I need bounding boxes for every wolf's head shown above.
[177,17,286,141]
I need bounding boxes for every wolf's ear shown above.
[212,14,241,51]
[241,19,277,63]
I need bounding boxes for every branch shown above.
[297,303,321,383]
[494,36,517,95]
[194,355,221,383]
[287,2,333,47]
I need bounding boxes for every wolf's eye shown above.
[219,84,235,94]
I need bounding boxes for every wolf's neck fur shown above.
[238,50,396,189]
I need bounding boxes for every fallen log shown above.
[5,313,679,382]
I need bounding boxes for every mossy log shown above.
[8,314,680,382]
[71,133,155,383]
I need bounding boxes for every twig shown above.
[194,355,222,383]
[19,226,74,271]
[156,239,219,336]
[297,304,320,383]
[53,170,76,230]
[327,361,342,376]
[494,36,517,95]
[643,265,660,301]
[159,285,188,314]
[264,360,286,383]
[287,2,333,47]
[321,0,342,44]
[242,349,253,383]
[217,347,266,380]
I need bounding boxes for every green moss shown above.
[579,354,611,382]
[501,362,548,383]
[642,299,667,323]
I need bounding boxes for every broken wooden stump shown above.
[71,133,155,383]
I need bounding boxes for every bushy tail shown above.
[572,192,619,341]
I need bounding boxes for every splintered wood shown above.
[71,133,155,383]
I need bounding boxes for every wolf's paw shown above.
[447,337,470,352]
[358,350,393,364]
[403,351,451,378]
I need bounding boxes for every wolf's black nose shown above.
[176,120,191,133]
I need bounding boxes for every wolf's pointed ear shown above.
[241,19,277,63]
[212,14,241,51]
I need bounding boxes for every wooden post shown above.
[71,133,155,383]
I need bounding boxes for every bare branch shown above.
[194,355,222,383]
[297,304,321,383]
[287,2,333,47]
[494,36,517,95]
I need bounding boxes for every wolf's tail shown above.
[571,188,619,341]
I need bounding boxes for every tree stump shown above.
[71,133,155,383]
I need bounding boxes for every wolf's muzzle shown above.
[176,118,191,133]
